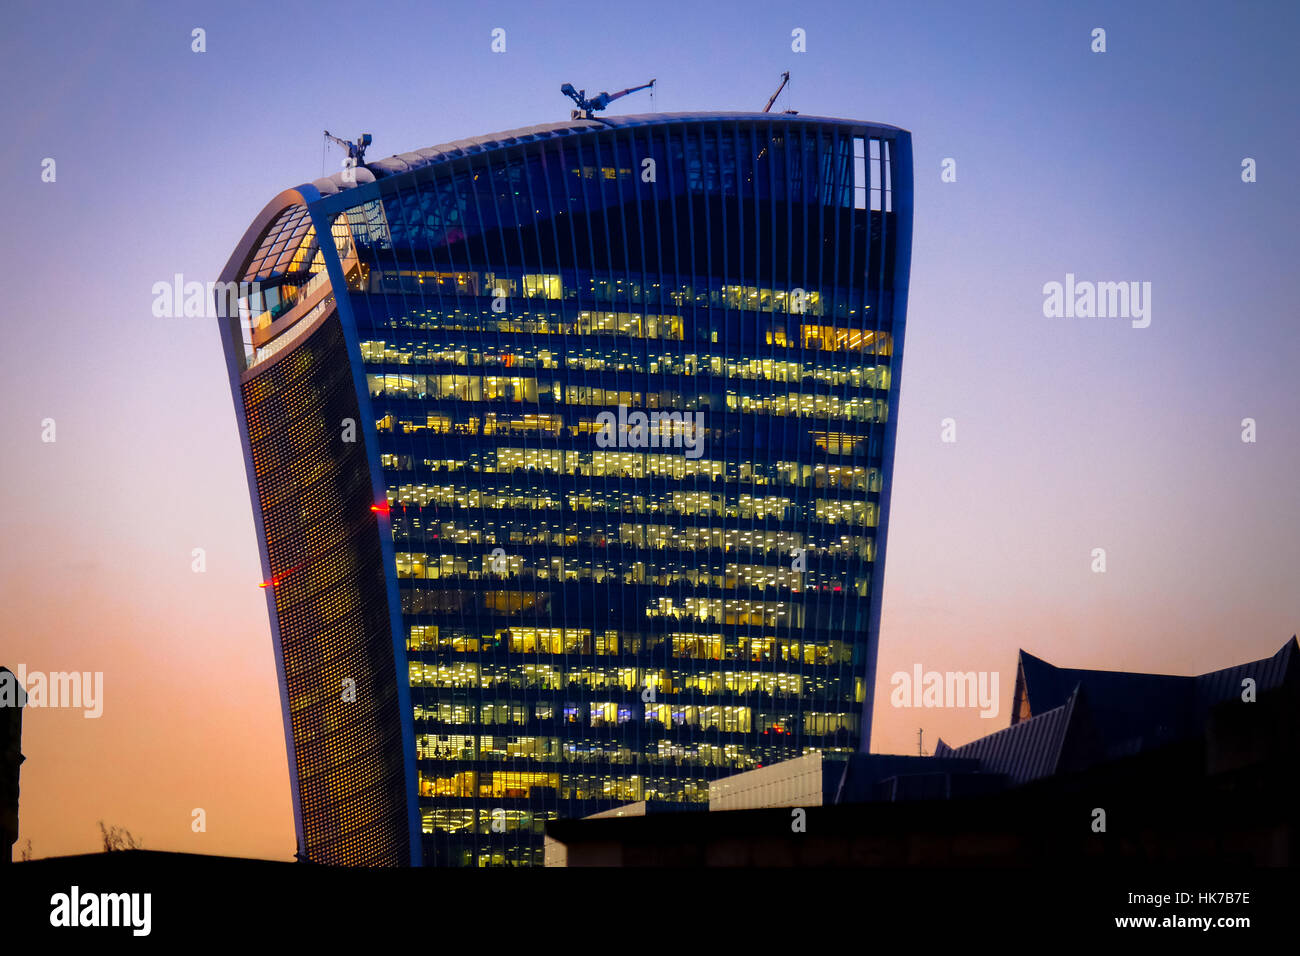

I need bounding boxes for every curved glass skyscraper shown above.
[218,112,913,866]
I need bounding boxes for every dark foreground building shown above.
[547,637,1299,865]
[218,112,914,866]
[0,668,24,863]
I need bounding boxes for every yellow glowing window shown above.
[811,431,864,455]
[482,772,559,798]
[522,274,562,299]
[287,225,318,273]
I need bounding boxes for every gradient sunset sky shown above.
[2,0,1297,861]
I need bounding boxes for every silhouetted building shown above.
[547,637,1299,865]
[218,112,915,865]
[0,667,26,864]
[542,798,699,866]
[921,636,1299,791]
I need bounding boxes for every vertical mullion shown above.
[462,150,499,863]
[571,132,604,805]
[519,140,559,841]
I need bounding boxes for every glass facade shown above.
[220,114,913,867]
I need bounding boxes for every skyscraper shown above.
[218,112,913,866]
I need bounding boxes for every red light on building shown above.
[371,502,391,516]
[259,563,303,589]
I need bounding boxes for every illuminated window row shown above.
[411,699,756,734]
[380,409,879,441]
[393,554,868,593]
[415,773,711,812]
[646,353,888,389]
[367,373,540,403]
[725,392,887,422]
[379,412,563,437]
[616,521,874,548]
[361,340,559,370]
[370,309,684,340]
[416,747,760,797]
[719,285,824,315]
[416,733,842,764]
[367,270,563,299]
[361,339,889,389]
[419,807,553,837]
[400,588,858,621]
[369,376,886,419]
[768,325,893,354]
[427,668,821,698]
[409,626,611,655]
[410,667,849,700]
[365,277,869,316]
[406,628,854,665]
[412,706,859,741]
[386,487,875,527]
[391,484,803,519]
[394,522,816,554]
[491,447,727,480]
[647,597,795,627]
[411,743,761,770]
[394,522,829,555]
[381,449,878,491]
[375,312,888,352]
[410,688,854,712]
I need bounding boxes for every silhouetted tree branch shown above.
[98,820,143,852]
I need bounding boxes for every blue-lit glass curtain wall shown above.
[222,115,913,868]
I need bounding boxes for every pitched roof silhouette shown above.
[1007,637,1297,761]
[933,683,1097,786]
[929,637,1298,787]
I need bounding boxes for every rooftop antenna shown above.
[561,78,656,120]
[917,728,928,757]
[323,130,373,165]
[763,71,790,113]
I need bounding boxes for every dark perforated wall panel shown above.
[241,311,410,866]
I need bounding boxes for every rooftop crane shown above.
[561,79,656,120]
[762,71,790,113]
[323,130,373,164]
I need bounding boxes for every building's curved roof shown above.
[306,110,907,198]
